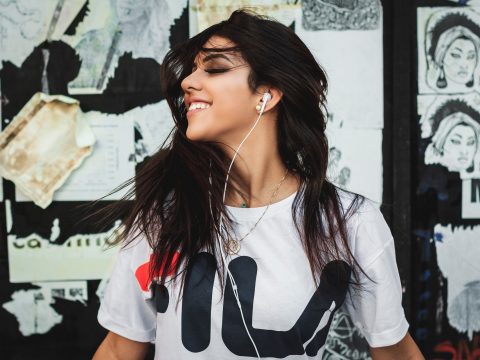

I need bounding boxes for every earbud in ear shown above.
[262,92,272,103]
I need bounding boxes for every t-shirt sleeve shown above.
[97,240,157,342]
[343,200,409,348]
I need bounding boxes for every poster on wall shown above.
[418,7,480,95]
[418,93,480,222]
[326,127,383,203]
[7,219,122,283]
[188,0,299,37]
[434,224,480,340]
[295,1,384,129]
[63,0,187,94]
[0,0,87,70]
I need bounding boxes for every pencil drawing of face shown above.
[442,122,476,171]
[425,103,480,172]
[427,12,480,90]
[443,37,477,85]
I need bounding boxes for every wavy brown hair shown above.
[98,9,365,298]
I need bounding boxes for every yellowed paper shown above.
[189,0,299,36]
[8,221,122,283]
[0,93,95,208]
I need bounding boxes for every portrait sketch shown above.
[421,97,480,175]
[418,8,480,94]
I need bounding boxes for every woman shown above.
[93,10,423,359]
[426,12,480,92]
[425,104,480,173]
[419,99,480,226]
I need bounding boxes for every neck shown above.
[222,113,300,207]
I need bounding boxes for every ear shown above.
[257,87,283,113]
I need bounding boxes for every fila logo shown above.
[149,252,351,357]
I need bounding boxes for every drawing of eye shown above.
[450,138,461,145]
[450,52,461,59]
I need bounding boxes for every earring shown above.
[437,66,447,89]
[255,104,262,111]
[466,76,474,88]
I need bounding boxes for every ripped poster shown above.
[418,7,480,95]
[63,0,187,94]
[295,2,384,129]
[0,93,95,209]
[189,0,299,37]
[434,224,480,340]
[0,0,87,69]
[418,93,480,222]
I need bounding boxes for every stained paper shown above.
[7,221,122,283]
[0,93,96,208]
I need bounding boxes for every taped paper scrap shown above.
[0,93,96,208]
[8,221,122,283]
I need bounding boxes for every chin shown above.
[186,127,212,142]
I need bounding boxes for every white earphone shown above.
[208,91,271,359]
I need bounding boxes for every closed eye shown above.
[205,68,229,74]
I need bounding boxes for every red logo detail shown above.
[135,251,180,292]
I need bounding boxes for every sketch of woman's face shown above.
[443,37,477,85]
[441,124,477,171]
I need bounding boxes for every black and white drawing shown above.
[323,308,371,360]
[64,0,187,93]
[422,98,480,174]
[434,224,480,339]
[301,0,381,31]
[419,8,480,94]
[328,147,352,187]
[417,94,480,222]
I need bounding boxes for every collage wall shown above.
[0,1,384,359]
[415,0,480,358]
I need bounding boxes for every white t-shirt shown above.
[98,190,409,359]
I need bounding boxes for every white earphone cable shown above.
[208,92,270,359]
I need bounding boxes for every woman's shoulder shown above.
[336,187,380,222]
[336,188,394,268]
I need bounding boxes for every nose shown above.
[181,69,202,96]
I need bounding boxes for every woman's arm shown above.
[92,331,150,360]
[370,332,425,360]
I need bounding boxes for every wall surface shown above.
[0,0,432,359]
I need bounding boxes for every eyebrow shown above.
[194,53,235,66]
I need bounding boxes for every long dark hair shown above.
[103,9,365,298]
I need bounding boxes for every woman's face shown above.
[443,37,477,85]
[181,36,261,144]
[442,123,477,171]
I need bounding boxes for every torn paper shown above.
[0,0,87,69]
[0,93,95,208]
[5,199,12,233]
[189,0,300,37]
[8,220,122,283]
[301,0,381,31]
[63,0,187,94]
[434,224,480,339]
[3,288,62,336]
[132,100,175,162]
[295,7,384,129]
[326,127,383,203]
